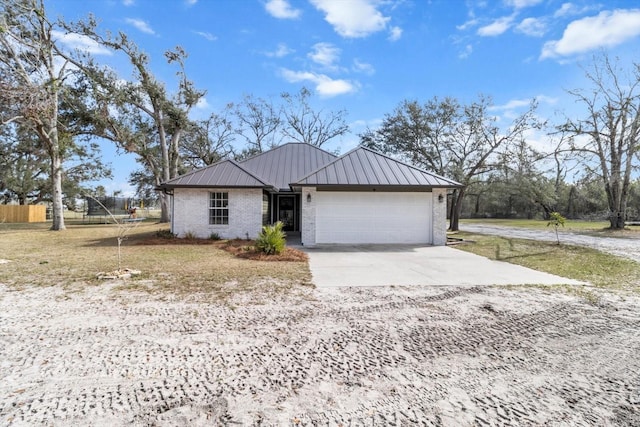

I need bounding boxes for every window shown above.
[209,192,229,225]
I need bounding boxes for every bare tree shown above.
[280,87,349,147]
[234,94,282,154]
[562,54,640,229]
[362,95,540,230]
[181,108,235,168]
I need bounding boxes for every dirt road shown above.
[461,223,640,263]
[1,282,639,425]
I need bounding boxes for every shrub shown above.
[183,231,197,240]
[547,212,566,245]
[209,232,222,241]
[256,222,286,255]
[156,229,176,239]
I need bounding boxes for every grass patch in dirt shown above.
[0,222,311,302]
[453,232,640,292]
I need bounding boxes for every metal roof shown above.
[160,143,462,191]
[240,143,338,191]
[161,159,271,188]
[295,146,463,188]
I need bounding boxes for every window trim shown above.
[209,192,229,225]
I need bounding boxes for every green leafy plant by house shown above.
[547,212,566,245]
[256,222,286,255]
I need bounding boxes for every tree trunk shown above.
[566,186,575,219]
[609,211,626,229]
[448,187,465,231]
[50,149,66,230]
[159,192,170,223]
[605,180,627,229]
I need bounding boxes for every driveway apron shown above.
[304,245,585,287]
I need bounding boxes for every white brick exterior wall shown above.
[300,187,317,247]
[432,188,448,246]
[171,188,263,239]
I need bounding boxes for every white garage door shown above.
[315,192,432,244]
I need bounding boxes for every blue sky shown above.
[48,0,640,196]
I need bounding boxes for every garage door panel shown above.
[315,192,432,244]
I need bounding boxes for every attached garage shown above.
[315,191,432,244]
[294,146,462,247]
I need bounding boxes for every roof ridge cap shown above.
[226,158,274,187]
[292,146,352,184]
[239,142,339,164]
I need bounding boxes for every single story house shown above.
[159,143,463,246]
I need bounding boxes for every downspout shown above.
[170,192,174,234]
[157,186,175,233]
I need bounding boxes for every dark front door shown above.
[277,195,296,231]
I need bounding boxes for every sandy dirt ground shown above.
[1,281,639,426]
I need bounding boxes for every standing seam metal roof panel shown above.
[240,143,338,190]
[295,146,463,187]
[372,153,393,185]
[161,159,271,188]
[357,149,376,184]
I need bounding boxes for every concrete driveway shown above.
[305,245,585,287]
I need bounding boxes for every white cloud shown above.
[310,0,390,38]
[265,43,294,58]
[490,95,557,112]
[308,42,341,68]
[352,59,375,75]
[489,98,532,111]
[553,2,596,18]
[457,18,478,31]
[388,26,403,41]
[52,31,113,56]
[477,15,514,36]
[457,9,479,31]
[125,18,155,35]
[122,0,134,6]
[280,68,358,97]
[504,0,543,9]
[515,17,547,37]
[535,95,558,105]
[458,44,473,59]
[554,2,576,17]
[265,0,301,19]
[541,9,640,59]
[185,0,197,5]
[194,31,216,41]
[195,97,210,110]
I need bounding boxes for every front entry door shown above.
[277,195,296,231]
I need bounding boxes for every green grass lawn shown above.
[453,232,640,293]
[460,218,640,237]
